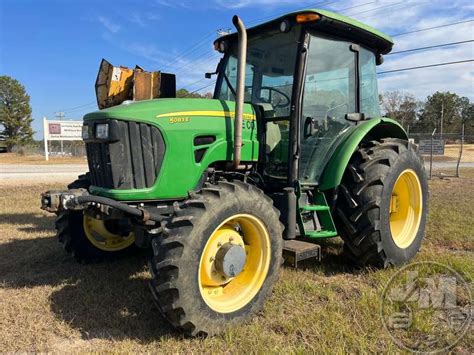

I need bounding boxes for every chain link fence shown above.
[11,141,86,157]
[409,126,474,178]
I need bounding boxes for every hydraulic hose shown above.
[67,195,164,222]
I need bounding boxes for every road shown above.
[0,164,88,183]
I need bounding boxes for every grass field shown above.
[0,173,473,352]
[0,153,86,165]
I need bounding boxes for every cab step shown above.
[305,230,338,238]
[283,239,321,268]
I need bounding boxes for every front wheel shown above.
[55,174,136,262]
[148,181,283,336]
[334,139,428,268]
[56,212,136,262]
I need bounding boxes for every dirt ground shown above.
[0,173,472,352]
[427,143,474,162]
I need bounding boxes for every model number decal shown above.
[242,119,255,130]
[169,117,191,124]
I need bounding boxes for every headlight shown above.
[95,123,109,139]
[82,125,89,139]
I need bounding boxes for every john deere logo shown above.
[381,261,472,352]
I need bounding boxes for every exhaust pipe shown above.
[232,15,247,169]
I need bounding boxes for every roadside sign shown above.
[43,117,83,160]
[419,139,445,155]
[47,120,83,140]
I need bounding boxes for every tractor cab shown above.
[213,9,393,185]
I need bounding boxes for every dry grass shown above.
[0,153,86,165]
[425,144,474,163]
[0,174,473,352]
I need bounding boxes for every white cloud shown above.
[154,0,192,9]
[97,16,121,34]
[213,0,317,10]
[129,13,146,27]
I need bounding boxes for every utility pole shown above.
[55,111,65,155]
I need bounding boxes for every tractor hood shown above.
[82,98,259,201]
[83,98,257,124]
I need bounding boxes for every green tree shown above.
[0,76,34,151]
[417,91,470,134]
[176,88,213,99]
[381,91,420,130]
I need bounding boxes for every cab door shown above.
[299,33,357,184]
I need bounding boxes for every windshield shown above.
[215,25,301,118]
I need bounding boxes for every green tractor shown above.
[41,9,428,336]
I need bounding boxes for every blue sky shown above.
[1,0,473,139]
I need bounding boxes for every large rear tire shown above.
[334,139,428,268]
[55,174,136,263]
[148,181,283,336]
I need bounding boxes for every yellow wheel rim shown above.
[389,169,423,249]
[198,214,271,313]
[83,214,135,252]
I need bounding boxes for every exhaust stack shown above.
[232,15,247,169]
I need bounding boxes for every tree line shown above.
[380,91,473,136]
[1,74,472,153]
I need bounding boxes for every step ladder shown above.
[298,192,338,239]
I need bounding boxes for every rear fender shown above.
[319,118,407,191]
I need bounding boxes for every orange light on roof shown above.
[296,13,320,23]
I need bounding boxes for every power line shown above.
[391,19,474,37]
[190,80,217,94]
[161,31,216,71]
[346,1,405,17]
[352,1,432,23]
[181,77,208,90]
[337,1,378,13]
[388,40,474,55]
[377,59,474,74]
[59,101,96,113]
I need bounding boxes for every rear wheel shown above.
[55,174,136,262]
[334,139,428,268]
[148,181,283,336]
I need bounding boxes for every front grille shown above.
[86,120,165,189]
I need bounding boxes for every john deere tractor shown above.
[41,9,428,336]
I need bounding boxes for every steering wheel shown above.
[260,86,291,109]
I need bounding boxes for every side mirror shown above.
[205,58,223,79]
[304,117,318,138]
[345,112,365,122]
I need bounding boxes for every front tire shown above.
[334,139,428,268]
[148,181,283,336]
[55,174,136,263]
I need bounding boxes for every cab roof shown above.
[217,8,394,54]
